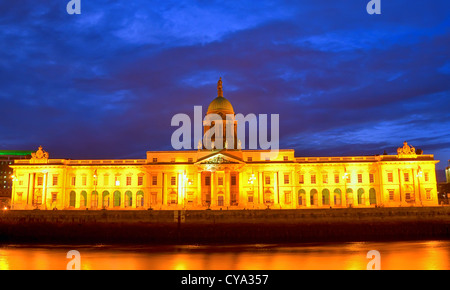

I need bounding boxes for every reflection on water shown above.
[0,240,449,270]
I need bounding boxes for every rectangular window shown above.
[389,190,395,201]
[151,175,157,186]
[387,172,393,183]
[82,176,87,186]
[311,175,316,184]
[334,174,340,184]
[218,177,224,186]
[424,172,430,182]
[188,158,193,163]
[285,191,292,204]
[358,174,363,183]
[284,174,289,185]
[71,176,76,186]
[369,174,374,183]
[171,176,176,186]
[152,158,158,163]
[404,173,410,182]
[426,189,432,200]
[171,158,175,163]
[115,176,120,186]
[323,174,328,184]
[265,176,271,185]
[231,175,237,186]
[37,176,44,186]
[299,174,304,184]
[52,193,57,203]
[126,176,132,186]
[247,157,253,162]
[52,175,58,186]
[205,176,211,186]
[405,192,411,200]
[16,192,23,203]
[248,193,254,203]
[283,156,288,161]
[138,176,144,186]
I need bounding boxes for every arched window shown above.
[125,191,132,207]
[113,191,121,207]
[334,189,342,205]
[310,189,318,206]
[322,189,330,205]
[69,191,76,208]
[346,188,353,206]
[357,188,365,205]
[369,188,377,205]
[80,191,87,207]
[136,191,144,207]
[298,189,306,206]
[102,191,110,208]
[91,191,98,209]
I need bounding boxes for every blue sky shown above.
[0,1,449,175]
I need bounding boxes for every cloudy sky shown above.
[0,1,449,174]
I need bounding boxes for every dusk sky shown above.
[1,1,449,173]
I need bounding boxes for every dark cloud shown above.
[0,0,449,170]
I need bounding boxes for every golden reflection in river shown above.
[0,240,449,270]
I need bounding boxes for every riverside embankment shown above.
[0,207,449,244]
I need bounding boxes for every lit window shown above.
[334,174,339,184]
[387,172,393,183]
[299,174,304,184]
[52,175,58,186]
[323,174,328,184]
[389,190,395,201]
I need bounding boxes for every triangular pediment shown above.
[195,151,244,165]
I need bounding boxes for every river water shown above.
[0,240,449,270]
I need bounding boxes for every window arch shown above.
[298,189,306,206]
[91,191,98,209]
[125,191,132,207]
[369,188,377,205]
[113,191,121,207]
[80,191,87,207]
[136,190,144,207]
[102,191,110,208]
[334,188,342,205]
[310,189,318,206]
[346,188,353,206]
[69,191,76,208]
[322,189,330,205]
[357,188,365,205]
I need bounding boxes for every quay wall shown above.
[0,207,449,244]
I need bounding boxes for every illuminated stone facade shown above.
[10,81,440,210]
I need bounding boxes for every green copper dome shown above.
[206,77,235,115]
